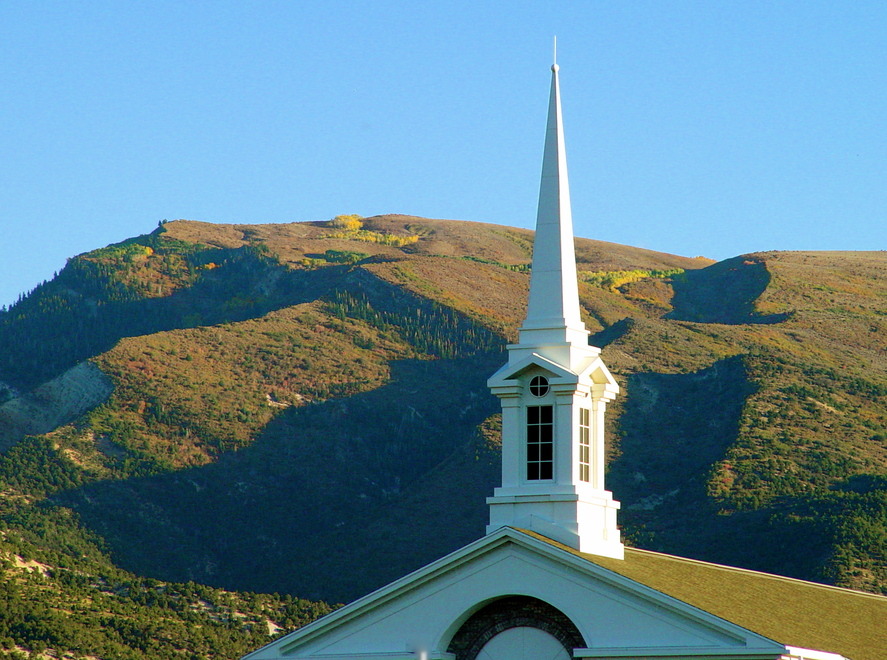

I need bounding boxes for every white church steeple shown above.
[521,56,586,348]
[486,54,624,559]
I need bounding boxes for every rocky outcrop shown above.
[0,361,112,449]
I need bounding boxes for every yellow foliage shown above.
[328,214,364,231]
[580,268,684,292]
[325,229,419,248]
[300,257,326,269]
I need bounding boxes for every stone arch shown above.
[446,595,585,660]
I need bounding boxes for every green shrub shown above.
[323,250,369,264]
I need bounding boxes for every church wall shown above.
[267,541,756,658]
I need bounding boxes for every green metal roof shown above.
[523,531,886,660]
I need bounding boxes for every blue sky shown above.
[1,1,885,308]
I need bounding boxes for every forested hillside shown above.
[0,215,884,659]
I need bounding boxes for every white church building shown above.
[243,59,886,660]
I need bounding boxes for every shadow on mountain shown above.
[0,244,349,391]
[666,256,790,324]
[610,356,755,511]
[54,353,503,604]
[609,356,836,582]
[589,317,635,348]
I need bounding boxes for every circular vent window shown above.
[529,375,550,397]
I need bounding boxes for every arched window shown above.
[477,627,570,660]
[447,596,585,660]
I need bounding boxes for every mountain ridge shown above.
[0,215,884,658]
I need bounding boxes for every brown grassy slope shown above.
[83,302,411,470]
[726,251,887,493]
[595,249,886,592]
[755,251,887,376]
[161,214,710,275]
[26,217,717,598]
[5,217,885,604]
[160,215,710,342]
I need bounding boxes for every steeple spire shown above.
[486,53,623,559]
[520,48,587,350]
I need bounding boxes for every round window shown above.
[529,375,550,397]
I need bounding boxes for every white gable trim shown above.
[262,531,516,657]
[578,356,618,388]
[782,647,849,660]
[574,648,787,659]
[245,528,789,659]
[487,352,577,389]
[499,531,784,651]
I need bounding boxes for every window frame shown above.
[529,375,550,397]
[579,407,590,482]
[526,404,554,481]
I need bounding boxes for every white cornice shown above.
[573,649,784,659]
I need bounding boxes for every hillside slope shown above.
[0,215,884,657]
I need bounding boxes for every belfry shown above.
[486,57,623,558]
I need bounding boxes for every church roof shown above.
[523,529,887,660]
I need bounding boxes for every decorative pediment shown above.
[245,528,788,660]
[487,353,618,402]
[487,353,577,391]
[579,356,619,401]
[578,357,616,386]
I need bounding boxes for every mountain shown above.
[0,215,884,658]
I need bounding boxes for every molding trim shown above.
[446,595,584,660]
[573,647,786,659]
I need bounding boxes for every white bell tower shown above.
[486,54,623,559]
